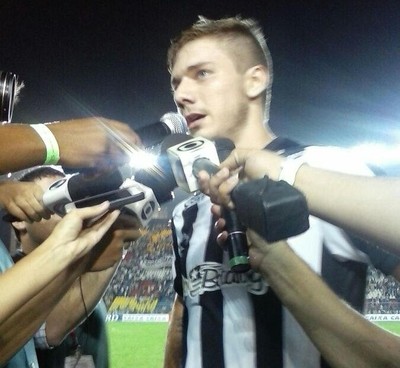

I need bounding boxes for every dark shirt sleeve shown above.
[350,234,400,275]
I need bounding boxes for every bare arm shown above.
[0,257,90,361]
[0,124,46,173]
[0,118,141,174]
[45,214,142,345]
[0,203,120,363]
[164,294,184,368]
[44,264,118,346]
[201,148,400,255]
[294,166,400,256]
[247,231,400,368]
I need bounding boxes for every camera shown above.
[0,71,18,123]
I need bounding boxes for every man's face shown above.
[171,37,250,141]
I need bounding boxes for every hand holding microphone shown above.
[198,151,310,243]
[164,134,251,273]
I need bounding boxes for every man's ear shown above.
[244,64,269,99]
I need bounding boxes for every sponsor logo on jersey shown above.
[183,262,268,297]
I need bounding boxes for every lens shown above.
[0,71,18,123]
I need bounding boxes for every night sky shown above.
[1,0,400,172]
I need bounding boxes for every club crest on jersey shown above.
[182,262,268,297]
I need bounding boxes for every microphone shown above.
[135,112,189,147]
[164,134,221,193]
[118,179,159,227]
[133,150,178,204]
[61,178,160,227]
[48,112,187,211]
[42,167,161,226]
[230,177,310,242]
[164,134,250,273]
[43,139,180,216]
[193,152,310,243]
[43,165,134,215]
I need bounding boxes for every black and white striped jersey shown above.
[171,138,398,368]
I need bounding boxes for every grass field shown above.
[375,321,400,335]
[107,322,169,368]
[107,321,400,368]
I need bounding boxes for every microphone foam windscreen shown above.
[160,113,189,135]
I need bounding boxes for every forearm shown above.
[0,203,118,362]
[222,149,400,254]
[0,124,47,173]
[0,260,86,363]
[164,295,184,368]
[0,239,81,321]
[295,166,400,254]
[45,263,118,345]
[252,237,400,368]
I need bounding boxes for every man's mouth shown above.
[185,113,205,128]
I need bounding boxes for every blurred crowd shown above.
[104,219,175,314]
[366,268,400,314]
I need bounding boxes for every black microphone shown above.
[230,177,310,242]
[135,112,188,147]
[43,165,133,215]
[164,134,250,273]
[133,152,178,204]
[192,139,250,273]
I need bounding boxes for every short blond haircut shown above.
[167,16,273,122]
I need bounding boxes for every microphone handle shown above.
[222,208,250,273]
[192,158,250,272]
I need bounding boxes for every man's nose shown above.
[174,77,195,109]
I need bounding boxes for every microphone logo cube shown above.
[122,179,159,227]
[167,137,220,193]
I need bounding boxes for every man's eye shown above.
[197,70,209,78]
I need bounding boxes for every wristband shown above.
[30,123,60,165]
[279,153,307,185]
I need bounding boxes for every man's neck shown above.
[232,121,275,150]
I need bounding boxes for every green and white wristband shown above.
[30,123,60,165]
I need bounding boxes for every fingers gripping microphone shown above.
[193,139,250,273]
[165,135,250,273]
[135,112,188,147]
